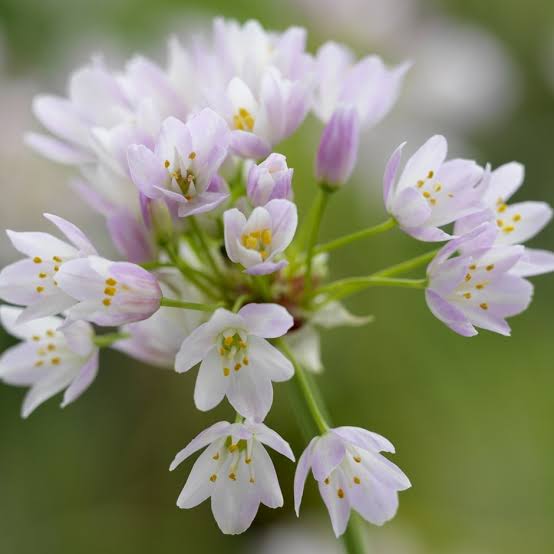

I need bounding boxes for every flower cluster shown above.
[1,17,552,547]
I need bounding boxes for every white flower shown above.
[170,420,295,535]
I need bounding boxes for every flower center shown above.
[102,277,118,307]
[32,328,63,367]
[495,198,520,235]
[32,255,63,293]
[415,169,454,206]
[241,228,272,260]
[455,262,495,310]
[208,438,256,485]
[233,107,255,131]
[218,330,249,376]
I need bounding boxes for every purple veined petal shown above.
[6,229,78,259]
[251,441,284,508]
[193,346,230,412]
[458,303,512,336]
[169,421,232,471]
[332,427,396,454]
[16,294,78,325]
[294,437,317,515]
[318,469,351,537]
[245,259,288,276]
[61,348,99,407]
[247,422,295,461]
[494,201,552,246]
[43,213,97,256]
[396,135,448,193]
[511,248,554,277]
[359,450,411,491]
[223,208,248,263]
[24,132,93,165]
[21,369,76,418]
[177,191,229,218]
[247,153,293,207]
[402,224,452,243]
[383,142,405,210]
[0,305,62,341]
[427,256,469,297]
[484,161,525,205]
[311,432,347,482]
[243,205,272,236]
[106,210,155,264]
[473,273,533,319]
[391,187,432,229]
[175,320,216,373]
[265,198,298,252]
[425,289,478,337]
[230,130,271,160]
[156,116,192,164]
[258,68,287,145]
[0,259,50,306]
[239,303,294,338]
[127,144,166,198]
[61,320,95,356]
[0,342,48,386]
[55,257,106,300]
[283,79,312,139]
[187,108,231,166]
[227,364,273,422]
[247,336,294,382]
[453,208,494,238]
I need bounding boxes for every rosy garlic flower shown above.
[294,426,411,537]
[175,304,294,421]
[247,153,293,207]
[0,214,97,324]
[224,199,297,275]
[0,306,99,418]
[383,135,485,241]
[56,256,162,326]
[170,420,295,535]
[425,223,533,337]
[127,109,230,217]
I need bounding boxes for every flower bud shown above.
[247,153,293,206]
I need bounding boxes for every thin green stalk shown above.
[160,297,223,312]
[305,188,331,292]
[342,513,368,554]
[140,261,173,270]
[189,217,225,283]
[373,248,439,278]
[93,332,130,348]
[315,218,397,255]
[232,294,250,313]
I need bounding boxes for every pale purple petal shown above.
[177,191,229,218]
[194,346,230,412]
[392,187,432,229]
[425,289,478,337]
[265,198,298,252]
[25,132,93,165]
[227,365,273,422]
[252,442,284,508]
[245,259,288,276]
[106,210,155,264]
[175,321,216,373]
[127,144,166,198]
[21,371,75,418]
[383,142,405,210]
[247,336,294,382]
[61,349,99,407]
[311,432,347,481]
[239,303,294,338]
[332,427,396,454]
[230,130,271,160]
[511,248,554,277]
[223,208,247,263]
[43,213,97,255]
[318,471,351,537]
[248,422,295,461]
[294,437,317,515]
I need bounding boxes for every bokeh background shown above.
[1,0,553,552]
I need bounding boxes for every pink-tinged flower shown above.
[315,106,360,188]
[247,153,293,206]
[175,304,294,421]
[0,306,99,418]
[383,135,485,241]
[56,257,162,326]
[426,223,533,337]
[294,426,410,537]
[224,199,297,275]
[454,162,554,277]
[170,420,295,535]
[127,109,231,218]
[312,41,409,128]
[0,214,97,324]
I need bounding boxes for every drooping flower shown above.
[127,109,231,218]
[0,214,97,323]
[224,199,297,275]
[175,304,294,421]
[0,306,99,418]
[170,419,295,535]
[247,153,293,207]
[294,426,411,537]
[425,223,533,336]
[383,135,485,241]
[454,162,554,276]
[56,256,162,326]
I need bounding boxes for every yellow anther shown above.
[212,452,220,460]
[434,183,442,192]
[250,230,261,239]
[46,330,55,337]
[485,264,495,271]
[245,236,258,249]
[513,214,521,222]
[249,477,256,484]
[337,488,345,499]
[34,360,44,367]
[448,193,455,198]
[261,229,272,245]
[223,367,230,377]
[38,272,47,279]
[239,341,247,349]
[102,298,112,307]
[463,292,472,299]
[33,256,42,264]
[47,344,56,351]
[245,457,252,464]
[234,363,242,371]
[188,151,196,160]
[427,170,434,179]
[233,107,255,131]
[497,219,504,227]
[423,191,431,198]
[228,444,237,453]
[497,203,507,213]
[224,336,234,346]
[37,348,46,356]
[104,286,117,296]
[324,477,330,485]
[469,264,477,270]
[219,347,226,356]
[36,286,44,293]
[105,278,117,287]
[54,266,60,272]
[51,357,61,365]
[430,198,437,206]
[353,476,361,484]
[242,357,249,366]
[465,273,472,282]
[53,256,62,263]
[260,250,269,260]
[475,283,485,290]
[228,472,237,481]
[32,335,40,342]
[480,303,489,310]
[353,455,361,463]
[416,180,425,188]
[503,226,515,234]
[210,474,217,482]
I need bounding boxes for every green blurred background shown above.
[1,0,553,552]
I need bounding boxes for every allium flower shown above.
[0,214,97,323]
[294,426,411,537]
[383,135,485,241]
[170,420,295,535]
[454,162,554,277]
[0,306,99,417]
[127,109,230,217]
[56,256,162,326]
[247,153,293,206]
[175,304,294,421]
[425,224,533,336]
[224,199,297,275]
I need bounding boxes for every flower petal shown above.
[247,336,294,382]
[61,349,99,407]
[239,303,293,338]
[194,346,230,412]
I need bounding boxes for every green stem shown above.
[342,513,368,554]
[305,188,331,292]
[189,217,225,282]
[93,332,129,348]
[315,218,396,255]
[232,294,250,313]
[160,297,223,312]
[373,248,439,278]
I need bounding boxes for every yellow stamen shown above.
[497,203,507,213]
[353,476,361,484]
[245,236,258,249]
[33,256,42,264]
[234,363,242,371]
[423,191,431,199]
[102,298,111,306]
[324,477,330,485]
[212,452,220,460]
[249,477,256,484]
[51,357,61,365]
[427,170,434,179]
[245,457,252,464]
[104,286,117,296]
[503,225,515,233]
[38,272,47,279]
[36,286,44,293]
[480,303,488,310]
[469,264,477,270]
[32,335,40,342]
[210,474,217,482]
[475,283,485,290]
[53,256,62,263]
[105,278,117,286]
[188,151,196,160]
[228,472,237,481]
[465,273,472,282]
[224,336,234,346]
[463,292,472,299]
[486,264,495,271]
[34,360,44,367]
[242,357,249,365]
[261,229,272,245]
[46,330,55,337]
[434,183,442,192]
[337,488,345,499]
[164,160,170,168]
[219,347,226,356]
[497,219,504,227]
[47,344,56,351]
[416,180,425,188]
[353,455,361,463]
[513,214,521,222]
[223,367,230,377]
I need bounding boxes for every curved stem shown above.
[189,217,225,283]
[305,188,331,293]
[373,248,439,278]
[93,332,130,348]
[232,294,250,313]
[315,218,396,255]
[160,297,223,312]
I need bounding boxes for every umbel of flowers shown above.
[1,17,552,551]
